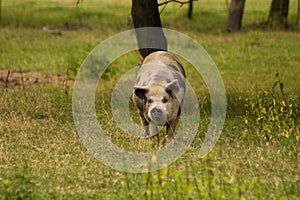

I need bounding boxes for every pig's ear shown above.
[134,85,149,99]
[166,80,179,96]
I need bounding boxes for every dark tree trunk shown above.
[268,0,290,26]
[226,0,246,32]
[131,0,167,59]
[188,1,193,19]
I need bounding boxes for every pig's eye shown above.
[162,97,168,103]
[147,99,153,104]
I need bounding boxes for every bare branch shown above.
[158,0,197,7]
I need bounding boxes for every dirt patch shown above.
[0,70,73,89]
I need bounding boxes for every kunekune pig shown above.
[132,51,186,139]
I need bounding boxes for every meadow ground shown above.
[0,0,300,199]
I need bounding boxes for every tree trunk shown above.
[268,0,290,27]
[296,0,299,25]
[188,1,193,19]
[226,0,246,32]
[131,0,167,58]
[0,0,2,21]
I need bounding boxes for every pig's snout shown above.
[148,104,167,126]
[151,108,163,119]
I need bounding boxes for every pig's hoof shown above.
[140,130,150,139]
[164,135,174,143]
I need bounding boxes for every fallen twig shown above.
[5,70,10,91]
[19,67,25,89]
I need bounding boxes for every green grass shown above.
[0,0,300,199]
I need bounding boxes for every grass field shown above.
[0,0,300,199]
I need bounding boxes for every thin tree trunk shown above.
[226,0,246,32]
[268,0,290,27]
[131,0,167,59]
[188,1,193,19]
[0,0,2,21]
[297,0,300,25]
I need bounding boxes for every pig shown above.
[132,51,186,139]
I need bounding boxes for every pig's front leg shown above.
[166,118,178,140]
[149,122,158,137]
[139,112,150,138]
